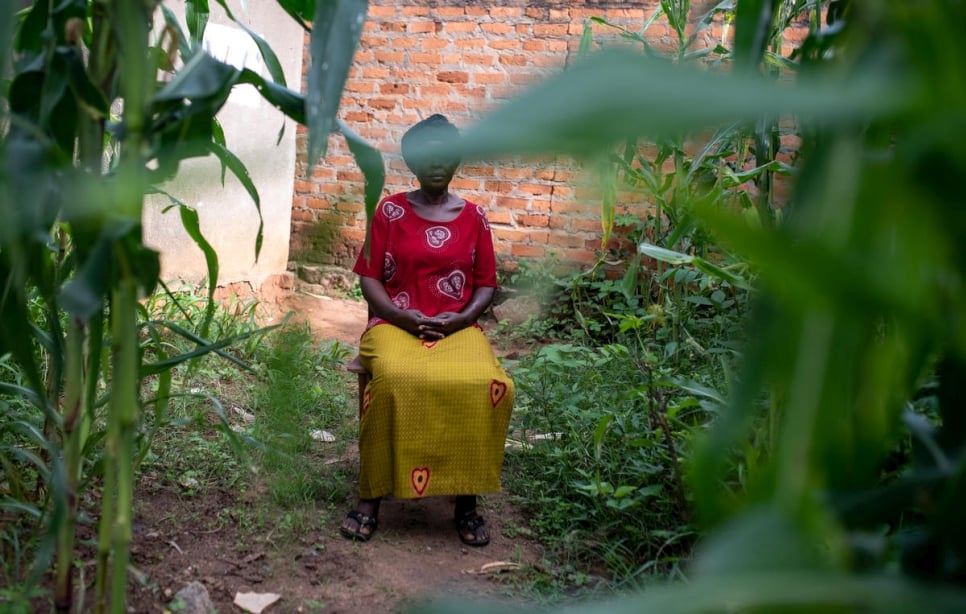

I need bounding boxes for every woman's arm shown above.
[359,275,438,338]
[420,286,495,340]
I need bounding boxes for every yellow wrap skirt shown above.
[357,324,514,499]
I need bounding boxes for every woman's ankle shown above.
[454,495,477,517]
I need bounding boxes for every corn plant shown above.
[0,0,382,611]
[435,0,966,610]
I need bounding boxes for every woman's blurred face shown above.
[412,140,460,192]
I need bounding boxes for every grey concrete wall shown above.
[143,0,303,290]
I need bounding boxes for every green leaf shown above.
[210,0,289,89]
[733,0,778,72]
[338,119,385,254]
[451,49,905,161]
[177,203,219,339]
[238,67,306,122]
[307,0,368,164]
[160,5,193,59]
[153,50,238,103]
[0,0,12,74]
[274,0,315,30]
[206,141,263,260]
[186,0,210,48]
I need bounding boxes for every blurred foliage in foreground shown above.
[436,0,966,611]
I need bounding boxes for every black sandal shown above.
[455,510,490,547]
[340,509,378,542]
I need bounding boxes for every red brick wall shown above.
[290,1,771,273]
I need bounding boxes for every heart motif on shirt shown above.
[411,467,430,496]
[426,226,451,248]
[490,380,508,407]
[383,201,404,221]
[421,340,438,349]
[392,292,410,310]
[437,271,465,300]
[383,253,397,280]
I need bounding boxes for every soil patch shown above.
[123,291,544,613]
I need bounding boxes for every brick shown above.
[517,214,549,227]
[441,100,469,113]
[464,53,496,66]
[344,81,375,94]
[510,73,542,88]
[445,22,478,33]
[487,210,512,225]
[498,54,528,66]
[368,98,397,110]
[493,228,528,242]
[380,22,407,33]
[490,7,523,18]
[526,7,547,19]
[572,218,603,232]
[481,22,513,35]
[511,244,546,258]
[450,178,481,190]
[455,38,487,49]
[433,7,464,19]
[368,5,396,18]
[400,6,430,17]
[390,36,419,49]
[410,52,442,64]
[496,196,530,210]
[361,66,391,78]
[421,38,449,50]
[529,230,550,243]
[408,20,438,34]
[380,83,410,95]
[484,180,514,193]
[519,183,553,197]
[374,51,405,64]
[497,167,533,180]
[529,199,552,212]
[548,9,570,22]
[464,6,487,17]
[336,201,364,213]
[437,71,469,83]
[551,200,593,213]
[534,24,569,38]
[293,179,314,193]
[522,40,547,53]
[472,72,507,85]
[533,54,564,68]
[487,40,520,51]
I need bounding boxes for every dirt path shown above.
[126,291,543,613]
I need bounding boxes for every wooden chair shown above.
[345,354,370,419]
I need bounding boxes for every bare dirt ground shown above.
[123,291,544,613]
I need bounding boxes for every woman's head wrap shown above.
[401,114,460,170]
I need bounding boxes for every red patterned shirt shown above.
[352,193,498,329]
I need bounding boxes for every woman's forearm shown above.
[459,286,495,324]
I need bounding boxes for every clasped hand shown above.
[401,310,466,340]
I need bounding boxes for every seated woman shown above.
[339,114,514,547]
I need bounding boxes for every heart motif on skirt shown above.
[411,467,430,496]
[383,201,404,221]
[426,226,451,248]
[490,380,508,407]
[437,271,465,300]
[361,389,371,418]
